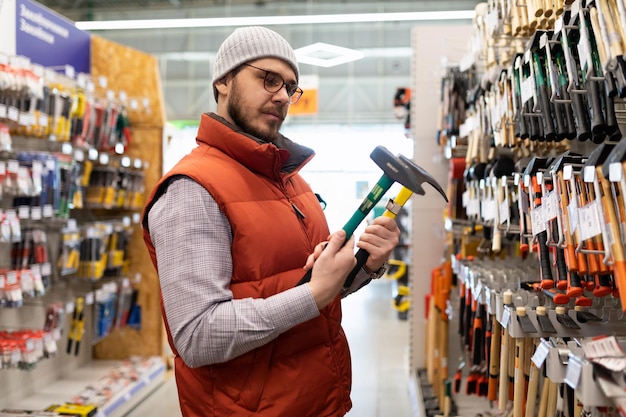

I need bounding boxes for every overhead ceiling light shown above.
[295,42,364,67]
[76,10,475,31]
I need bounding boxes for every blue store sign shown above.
[15,0,90,74]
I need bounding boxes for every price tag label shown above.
[39,113,48,128]
[532,340,551,368]
[43,204,54,218]
[7,106,19,122]
[18,205,30,220]
[521,77,535,104]
[564,355,582,389]
[6,271,17,285]
[462,191,470,208]
[482,199,496,221]
[30,207,42,221]
[501,307,511,328]
[531,206,547,236]
[542,192,559,221]
[609,163,623,182]
[500,200,510,224]
[85,292,95,305]
[577,18,592,75]
[579,200,602,241]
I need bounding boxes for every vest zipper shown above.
[291,202,306,219]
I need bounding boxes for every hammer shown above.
[344,153,447,287]
[297,146,444,286]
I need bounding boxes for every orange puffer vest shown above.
[142,113,352,417]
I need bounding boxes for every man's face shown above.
[219,58,296,143]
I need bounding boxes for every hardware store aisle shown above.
[125,278,413,417]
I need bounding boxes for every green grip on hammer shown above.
[342,174,395,240]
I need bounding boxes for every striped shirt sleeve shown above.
[148,177,320,367]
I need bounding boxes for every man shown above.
[142,26,400,417]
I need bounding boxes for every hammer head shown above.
[398,154,448,202]
[370,146,425,196]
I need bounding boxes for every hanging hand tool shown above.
[524,338,541,417]
[524,157,555,289]
[487,312,501,402]
[520,52,544,141]
[596,0,626,98]
[530,30,558,142]
[588,6,622,139]
[577,8,608,143]
[66,296,85,356]
[544,30,578,141]
[575,153,612,295]
[550,153,587,299]
[513,317,526,417]
[558,11,592,142]
[603,139,626,310]
[498,290,514,412]
[584,144,616,298]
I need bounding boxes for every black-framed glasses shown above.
[243,63,304,104]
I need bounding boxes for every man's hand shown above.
[306,230,357,309]
[357,216,400,272]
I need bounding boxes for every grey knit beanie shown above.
[212,26,300,88]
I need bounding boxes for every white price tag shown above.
[7,106,19,122]
[462,191,470,208]
[43,204,54,218]
[30,207,42,220]
[466,198,478,216]
[39,114,48,128]
[521,77,535,104]
[578,200,602,241]
[500,200,510,224]
[18,205,30,220]
[564,355,582,389]
[531,206,547,236]
[609,163,623,182]
[532,340,551,368]
[6,271,17,285]
[501,307,511,328]
[85,292,95,305]
[542,192,559,221]
[482,199,497,221]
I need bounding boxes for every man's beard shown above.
[227,80,284,143]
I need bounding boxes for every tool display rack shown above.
[0,32,167,417]
[423,0,626,417]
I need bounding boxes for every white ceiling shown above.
[39,0,480,124]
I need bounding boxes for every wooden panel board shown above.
[90,35,166,128]
[90,36,166,359]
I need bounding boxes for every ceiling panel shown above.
[36,0,479,124]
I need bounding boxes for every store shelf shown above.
[7,358,166,417]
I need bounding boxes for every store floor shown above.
[125,278,413,417]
